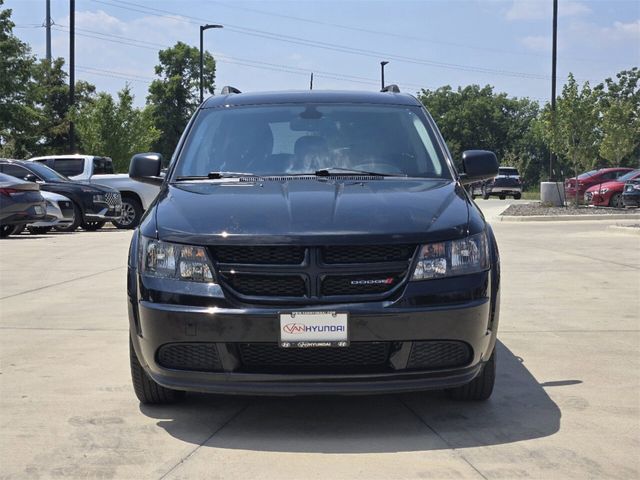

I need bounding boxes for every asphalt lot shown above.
[1,199,639,479]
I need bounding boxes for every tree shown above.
[147,41,216,158]
[595,67,640,166]
[74,86,160,171]
[418,84,546,188]
[26,58,95,155]
[0,0,37,157]
[542,73,600,205]
[599,99,639,166]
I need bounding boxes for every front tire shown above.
[514,193,522,200]
[113,197,143,229]
[609,193,623,209]
[54,202,81,232]
[130,339,185,405]
[447,349,496,401]
[0,225,14,238]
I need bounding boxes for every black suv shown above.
[127,89,500,404]
[0,159,122,231]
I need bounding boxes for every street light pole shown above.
[199,24,223,104]
[380,61,389,90]
[549,0,558,180]
[69,0,75,152]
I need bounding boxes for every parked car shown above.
[622,178,640,208]
[126,88,501,405]
[584,169,640,208]
[565,168,633,203]
[0,172,46,238]
[0,159,122,232]
[12,190,75,235]
[28,154,159,229]
[481,166,522,200]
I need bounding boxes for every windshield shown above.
[498,168,519,176]
[577,170,598,180]
[173,104,449,179]
[27,162,69,182]
[618,170,639,182]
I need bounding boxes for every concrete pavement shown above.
[1,199,638,479]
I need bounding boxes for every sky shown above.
[7,0,640,107]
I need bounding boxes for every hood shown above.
[154,178,470,245]
[40,190,71,202]
[47,180,118,194]
[585,180,625,192]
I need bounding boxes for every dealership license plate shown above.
[279,312,348,348]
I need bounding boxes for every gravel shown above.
[501,202,640,217]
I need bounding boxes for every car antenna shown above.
[220,85,241,95]
[310,72,313,90]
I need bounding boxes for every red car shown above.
[565,168,634,203]
[585,169,640,208]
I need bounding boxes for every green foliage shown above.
[74,86,160,172]
[542,74,600,175]
[0,0,37,157]
[418,84,547,188]
[599,99,639,166]
[147,41,216,159]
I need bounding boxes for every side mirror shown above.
[24,174,37,182]
[129,153,163,185]
[460,150,499,185]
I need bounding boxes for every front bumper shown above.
[486,186,522,196]
[622,192,640,207]
[129,272,499,395]
[85,205,122,221]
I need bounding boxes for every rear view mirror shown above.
[130,153,163,185]
[24,174,37,182]
[460,150,499,185]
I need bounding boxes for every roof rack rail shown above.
[221,85,242,95]
[380,84,400,93]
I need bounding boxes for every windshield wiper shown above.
[175,171,257,181]
[313,168,407,177]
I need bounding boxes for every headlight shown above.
[93,194,106,203]
[411,231,490,280]
[140,237,215,283]
[634,184,640,191]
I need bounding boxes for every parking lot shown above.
[1,199,639,480]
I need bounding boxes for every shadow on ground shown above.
[140,342,565,453]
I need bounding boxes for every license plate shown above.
[34,206,44,215]
[279,312,348,348]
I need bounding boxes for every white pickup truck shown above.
[27,154,160,228]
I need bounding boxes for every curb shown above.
[607,225,640,236]
[498,214,640,222]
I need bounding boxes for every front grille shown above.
[407,341,472,370]
[213,246,305,264]
[214,244,415,302]
[238,342,391,373]
[222,274,307,297]
[157,343,223,372]
[322,244,416,264]
[104,192,121,207]
[321,271,406,296]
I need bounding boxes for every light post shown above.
[200,24,223,103]
[380,61,389,90]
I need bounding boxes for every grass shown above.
[521,190,540,201]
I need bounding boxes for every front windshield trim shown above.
[171,103,451,183]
